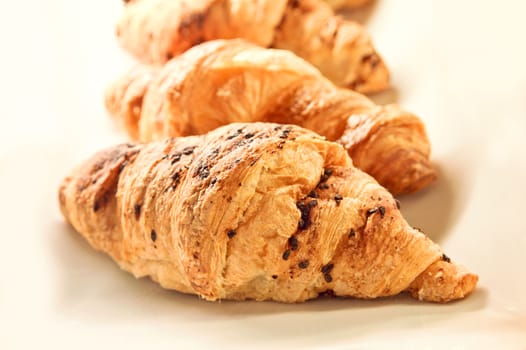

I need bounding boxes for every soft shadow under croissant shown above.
[59,123,477,303]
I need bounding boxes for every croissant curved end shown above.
[353,54,390,95]
[382,148,437,195]
[339,105,436,195]
[407,260,479,303]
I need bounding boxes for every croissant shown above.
[105,39,435,195]
[324,0,371,10]
[116,0,389,93]
[58,123,477,303]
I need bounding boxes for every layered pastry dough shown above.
[59,123,477,303]
[116,0,389,93]
[106,39,435,194]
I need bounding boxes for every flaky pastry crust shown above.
[116,0,389,93]
[59,123,477,303]
[106,40,435,194]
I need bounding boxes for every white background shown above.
[1,0,525,348]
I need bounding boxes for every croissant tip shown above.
[393,162,437,195]
[431,272,479,304]
[457,272,479,298]
[375,150,436,195]
[353,56,390,94]
[408,260,479,303]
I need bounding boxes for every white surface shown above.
[1,0,525,348]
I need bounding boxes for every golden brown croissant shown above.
[58,123,477,303]
[116,0,389,93]
[105,39,435,195]
[324,0,370,10]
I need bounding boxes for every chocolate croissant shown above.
[106,39,435,195]
[58,123,477,303]
[115,0,389,93]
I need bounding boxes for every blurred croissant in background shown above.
[324,0,371,10]
[106,39,435,195]
[116,0,389,93]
